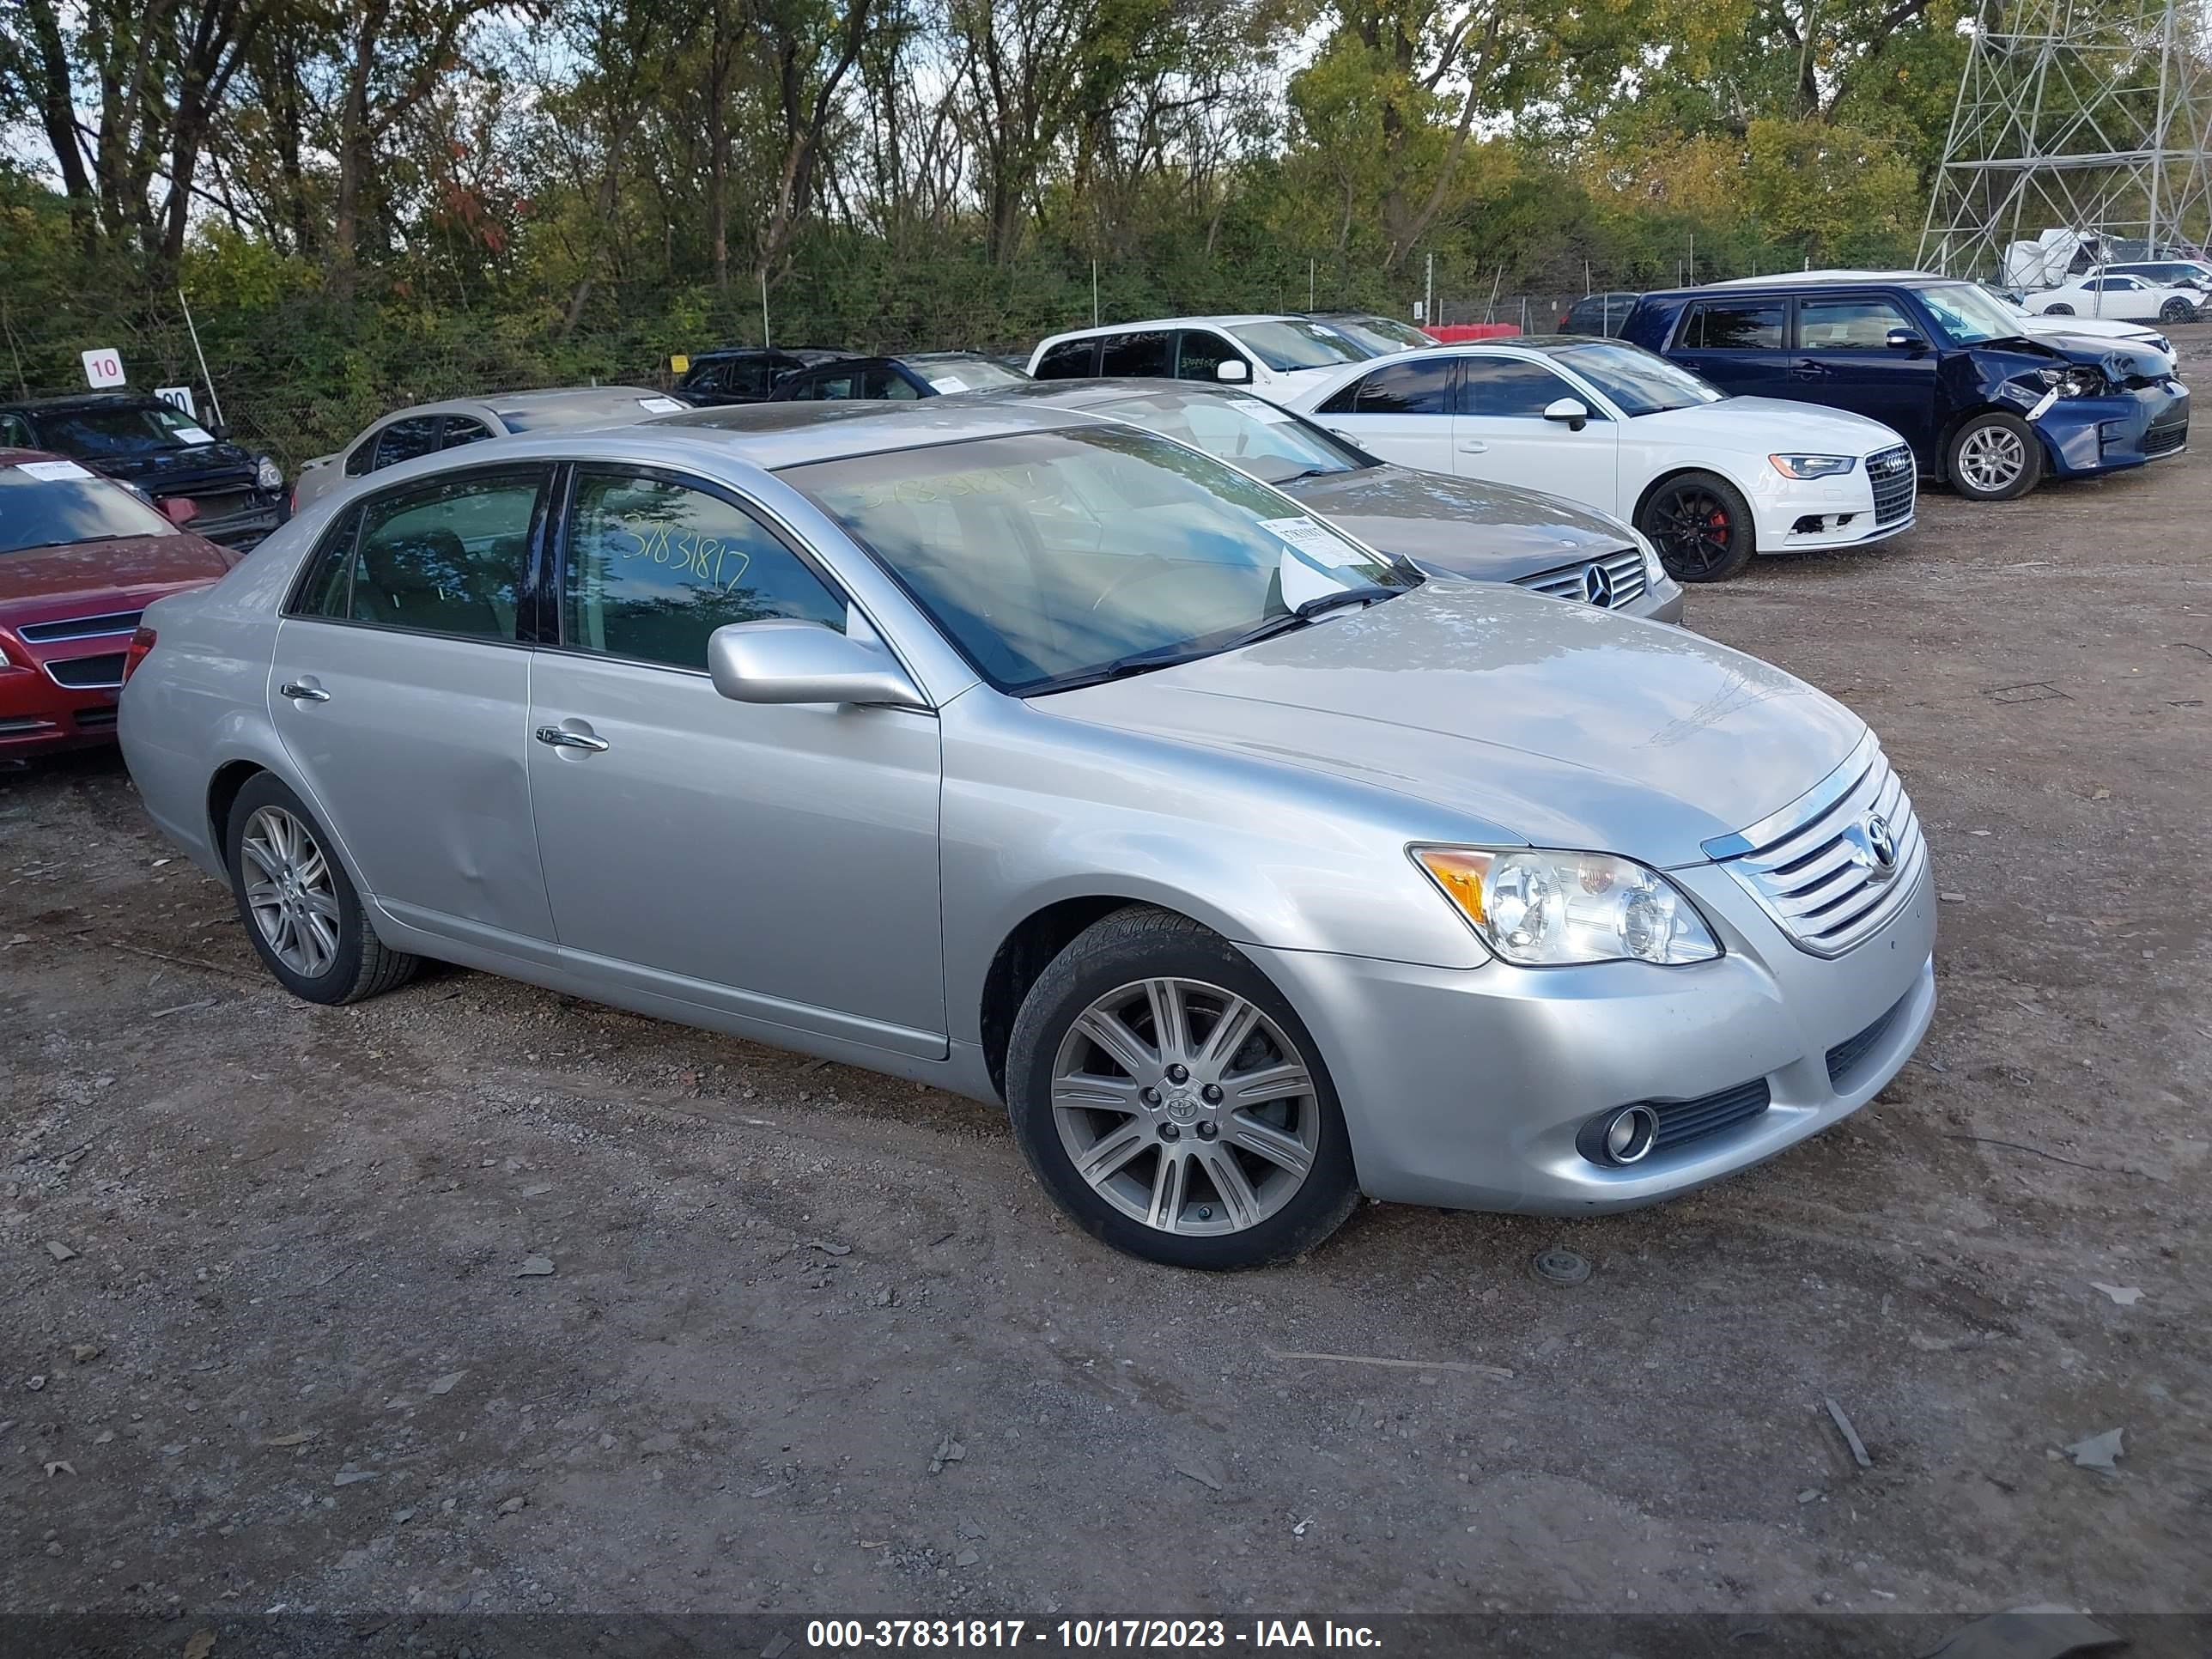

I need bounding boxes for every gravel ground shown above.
[4,341,2209,1637]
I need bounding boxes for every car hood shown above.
[2013,327,2177,381]
[1645,397,1906,453]
[0,533,235,621]
[1281,465,1633,579]
[87,441,260,493]
[1034,580,1864,866]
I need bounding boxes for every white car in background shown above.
[2024,273,2201,325]
[1027,315,1373,402]
[1288,338,1917,584]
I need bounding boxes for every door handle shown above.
[279,681,331,702]
[1790,361,1828,380]
[535,724,610,753]
[1458,440,1489,453]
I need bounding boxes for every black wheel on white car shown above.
[1947,410,2044,501]
[1638,471,1756,583]
[226,773,419,1005]
[1006,906,1358,1269]
[2160,297,2196,324]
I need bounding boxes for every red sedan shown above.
[2,447,238,759]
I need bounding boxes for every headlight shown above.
[1768,453,1856,480]
[256,455,283,490]
[1411,846,1722,966]
[2022,366,2110,398]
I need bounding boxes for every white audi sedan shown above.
[1288,339,1917,583]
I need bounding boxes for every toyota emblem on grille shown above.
[1582,562,1614,606]
[1844,812,1900,881]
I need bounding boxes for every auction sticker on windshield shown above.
[1261,516,1363,567]
[928,376,970,393]
[1230,398,1293,424]
[16,459,95,482]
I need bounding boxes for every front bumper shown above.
[1249,859,1936,1212]
[0,661,121,757]
[2036,380,2189,476]
[1747,456,1917,553]
[177,489,287,550]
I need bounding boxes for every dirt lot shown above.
[4,342,2209,1640]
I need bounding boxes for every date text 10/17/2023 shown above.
[805,1621,1383,1650]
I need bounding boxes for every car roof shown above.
[640,398,1112,467]
[1678,270,1966,295]
[0,391,173,414]
[963,378,1275,410]
[1039,314,1312,342]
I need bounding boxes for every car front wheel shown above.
[2160,298,2196,324]
[1006,907,1358,1269]
[1948,411,2045,501]
[226,773,419,1005]
[1638,471,1756,582]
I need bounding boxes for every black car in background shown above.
[768,352,1029,401]
[0,393,288,549]
[676,347,856,404]
[1559,292,1642,337]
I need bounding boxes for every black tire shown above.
[225,772,418,1005]
[2160,298,2195,324]
[2044,302,2074,315]
[1005,906,1359,1269]
[1946,410,2045,502]
[1638,470,1757,583]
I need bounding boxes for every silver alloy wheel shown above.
[1958,422,2027,494]
[1051,976,1321,1237]
[240,805,341,977]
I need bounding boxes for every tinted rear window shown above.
[1680,301,1784,350]
[1034,339,1100,380]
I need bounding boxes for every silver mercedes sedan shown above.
[118,402,1935,1269]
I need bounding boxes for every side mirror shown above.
[1214,359,1250,384]
[1542,397,1590,432]
[157,495,198,526]
[1886,329,1927,351]
[208,422,233,443]
[707,619,929,710]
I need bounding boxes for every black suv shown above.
[1622,274,2189,500]
[0,393,287,548]
[676,347,856,405]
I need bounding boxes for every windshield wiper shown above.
[1024,586,1391,696]
[1273,465,1346,485]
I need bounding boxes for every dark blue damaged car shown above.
[1621,272,2189,501]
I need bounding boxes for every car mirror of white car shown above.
[706,618,931,711]
[1214,360,1250,384]
[1542,397,1591,432]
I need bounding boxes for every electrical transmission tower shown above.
[1918,0,2212,279]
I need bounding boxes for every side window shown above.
[1034,339,1099,380]
[738,360,785,398]
[562,471,847,671]
[800,368,864,401]
[441,417,494,450]
[1460,359,1577,417]
[1680,301,1784,350]
[878,369,925,402]
[371,415,444,471]
[1100,331,1172,377]
[1322,357,1455,416]
[1174,331,1244,381]
[344,471,542,640]
[343,434,376,477]
[0,412,32,447]
[1796,296,1915,350]
[291,505,368,617]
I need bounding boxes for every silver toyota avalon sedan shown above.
[118,402,1935,1269]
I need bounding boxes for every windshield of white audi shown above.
[785,426,1413,695]
[1225,320,1371,371]
[1093,392,1368,484]
[1552,342,1724,416]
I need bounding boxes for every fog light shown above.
[1580,1103,1658,1166]
[1791,514,1823,534]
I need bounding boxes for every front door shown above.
[525,464,947,1057]
[1310,356,1461,474]
[1452,356,1623,515]
[1784,292,1937,457]
[268,464,556,951]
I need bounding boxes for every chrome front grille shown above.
[1515,546,1648,610]
[1867,445,1916,526]
[19,609,143,645]
[1707,735,1926,958]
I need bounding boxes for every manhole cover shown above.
[1531,1248,1590,1285]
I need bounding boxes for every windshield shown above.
[1551,342,1723,416]
[1226,320,1372,372]
[0,460,178,554]
[909,356,1029,391]
[1091,391,1370,484]
[1318,316,1434,355]
[33,401,212,457]
[787,425,1412,695]
[1917,283,2031,344]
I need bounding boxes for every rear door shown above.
[1667,295,1792,398]
[1784,291,1935,452]
[1310,356,1461,473]
[269,465,556,952]
[524,463,946,1054]
[1453,356,1621,512]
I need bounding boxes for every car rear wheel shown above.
[2160,298,2196,324]
[1638,471,1756,582]
[226,774,419,1005]
[1006,907,1358,1269]
[1948,411,2044,501]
